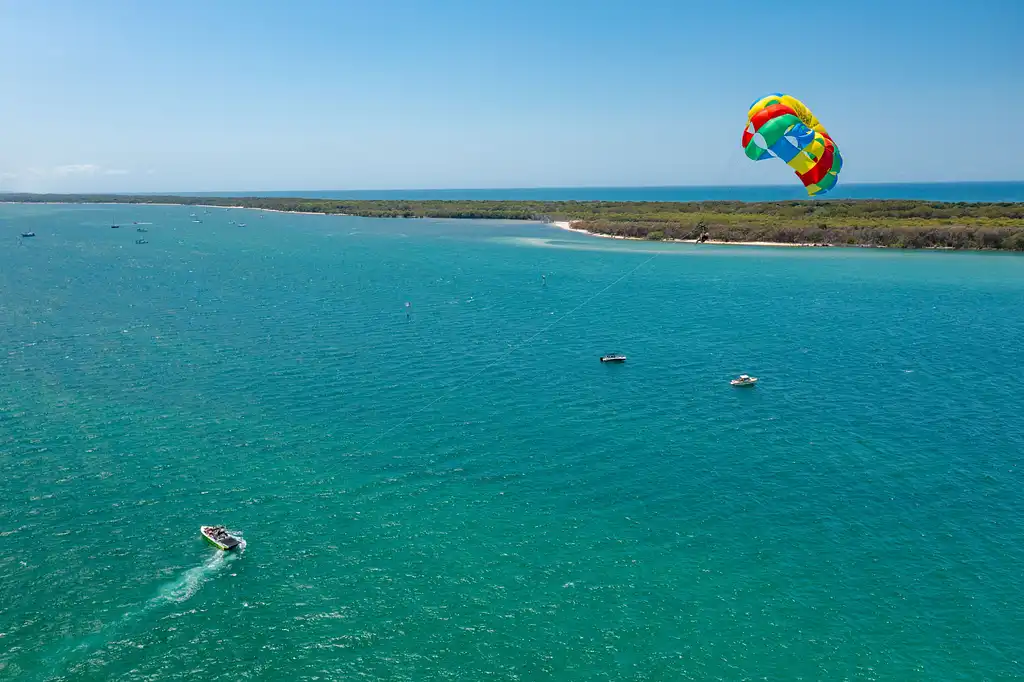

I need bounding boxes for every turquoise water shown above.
[187,181,1024,203]
[2,203,1023,680]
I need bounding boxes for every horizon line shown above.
[3,180,1024,196]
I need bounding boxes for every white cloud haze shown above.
[53,163,102,176]
[0,164,136,191]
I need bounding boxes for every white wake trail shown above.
[37,538,245,681]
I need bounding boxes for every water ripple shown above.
[1,205,1023,680]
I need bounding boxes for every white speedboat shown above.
[600,354,627,363]
[730,374,758,387]
[201,525,240,551]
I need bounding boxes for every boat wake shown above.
[36,537,245,680]
[151,538,244,605]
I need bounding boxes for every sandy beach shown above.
[551,220,818,248]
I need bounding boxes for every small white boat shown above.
[601,354,627,363]
[730,374,758,387]
[200,525,240,551]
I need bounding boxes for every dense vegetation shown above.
[5,193,1024,250]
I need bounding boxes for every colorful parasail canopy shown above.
[742,93,843,196]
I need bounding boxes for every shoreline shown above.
[550,220,821,248]
[3,199,1019,251]
[0,200,338,217]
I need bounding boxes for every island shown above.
[4,193,1024,251]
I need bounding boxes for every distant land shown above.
[4,193,1024,251]
[167,181,1024,204]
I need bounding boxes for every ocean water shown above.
[184,181,1024,203]
[2,203,1023,681]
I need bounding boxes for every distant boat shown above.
[237,222,247,227]
[137,226,148,232]
[135,238,148,244]
[191,218,203,223]
[730,374,758,387]
[110,223,120,229]
[600,354,627,363]
[20,231,36,238]
[200,525,240,551]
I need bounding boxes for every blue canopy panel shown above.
[767,123,816,164]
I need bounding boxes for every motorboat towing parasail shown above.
[200,525,240,551]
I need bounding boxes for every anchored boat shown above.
[600,354,627,363]
[730,374,758,387]
[200,525,240,551]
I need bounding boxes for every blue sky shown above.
[1,0,1022,192]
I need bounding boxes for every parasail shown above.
[742,94,842,196]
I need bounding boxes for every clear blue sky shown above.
[1,0,1021,192]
